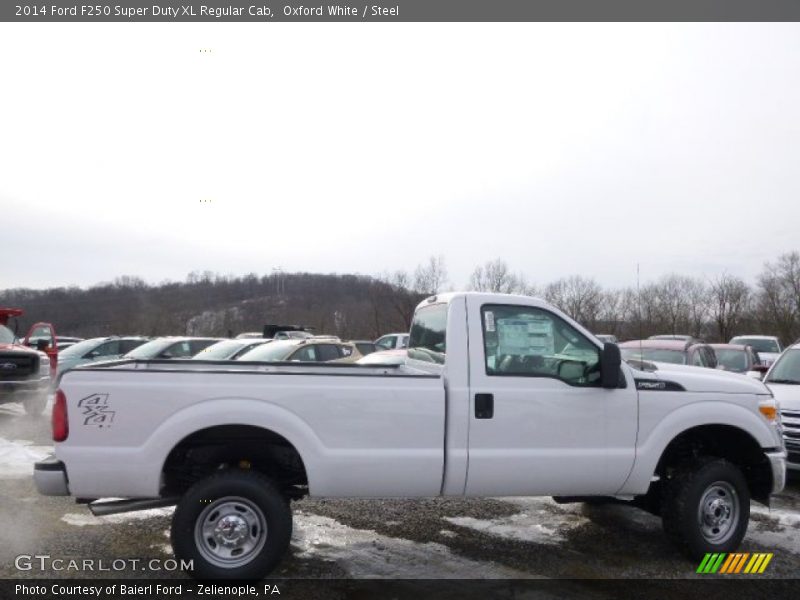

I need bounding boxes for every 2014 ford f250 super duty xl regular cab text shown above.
[35,292,786,580]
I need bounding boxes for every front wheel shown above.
[661,457,750,559]
[171,470,292,580]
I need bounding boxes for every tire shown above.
[171,470,292,580]
[661,457,750,560]
[23,393,48,416]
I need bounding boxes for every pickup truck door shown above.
[464,299,637,496]
[24,322,58,376]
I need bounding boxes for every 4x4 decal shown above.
[77,393,115,428]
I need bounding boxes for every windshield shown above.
[192,340,247,360]
[236,340,299,361]
[125,338,175,359]
[765,349,800,384]
[58,338,104,358]
[715,349,748,373]
[621,348,687,365]
[0,324,15,345]
[407,303,447,364]
[731,337,780,354]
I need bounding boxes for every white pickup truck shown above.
[35,292,786,580]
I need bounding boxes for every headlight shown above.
[38,354,50,374]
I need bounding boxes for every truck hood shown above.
[629,361,771,395]
[0,343,40,355]
[765,382,800,410]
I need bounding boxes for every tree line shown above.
[1,252,799,346]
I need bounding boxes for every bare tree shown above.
[469,258,528,294]
[413,255,448,295]
[544,276,603,329]
[708,273,752,342]
[757,251,800,345]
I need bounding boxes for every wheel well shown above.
[161,425,308,499]
[654,425,773,505]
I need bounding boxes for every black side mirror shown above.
[600,342,621,389]
[36,339,49,352]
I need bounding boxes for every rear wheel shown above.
[171,470,292,580]
[661,457,749,559]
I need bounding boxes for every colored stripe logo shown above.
[697,553,773,574]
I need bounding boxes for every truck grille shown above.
[0,354,38,380]
[782,409,800,464]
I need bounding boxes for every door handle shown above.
[475,393,494,419]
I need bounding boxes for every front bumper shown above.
[34,455,70,496]
[766,449,787,494]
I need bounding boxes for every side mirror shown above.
[35,339,49,352]
[600,342,622,389]
[85,351,99,359]
[159,352,173,359]
[753,365,769,374]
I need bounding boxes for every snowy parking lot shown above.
[1,399,798,585]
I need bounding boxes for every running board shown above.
[88,497,179,517]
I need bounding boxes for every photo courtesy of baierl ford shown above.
[34,292,786,580]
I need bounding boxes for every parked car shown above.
[46,336,84,351]
[594,334,618,344]
[192,339,270,361]
[375,333,409,351]
[350,341,378,356]
[0,308,55,415]
[355,349,407,365]
[123,337,222,360]
[729,335,783,367]
[37,292,785,580]
[619,339,718,368]
[709,343,765,378]
[648,334,703,343]
[235,332,265,340]
[762,342,800,471]
[56,336,149,375]
[273,331,314,341]
[237,339,361,363]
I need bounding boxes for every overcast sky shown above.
[1,23,799,291]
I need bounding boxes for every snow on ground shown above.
[0,437,53,477]
[0,403,26,418]
[61,507,175,526]
[292,511,535,579]
[444,497,590,545]
[747,504,800,554]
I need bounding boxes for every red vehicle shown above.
[0,308,57,414]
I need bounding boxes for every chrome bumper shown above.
[34,455,69,496]
[766,449,787,494]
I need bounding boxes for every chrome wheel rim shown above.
[194,496,268,568]
[697,481,739,544]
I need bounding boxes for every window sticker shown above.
[497,317,554,356]
[485,311,495,332]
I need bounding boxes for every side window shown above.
[190,340,215,355]
[691,349,705,366]
[399,335,409,349]
[120,339,144,354]
[317,344,341,362]
[481,304,600,386]
[375,336,394,350]
[291,346,317,362]
[91,340,120,357]
[167,341,193,358]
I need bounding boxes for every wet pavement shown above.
[1,398,798,585]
